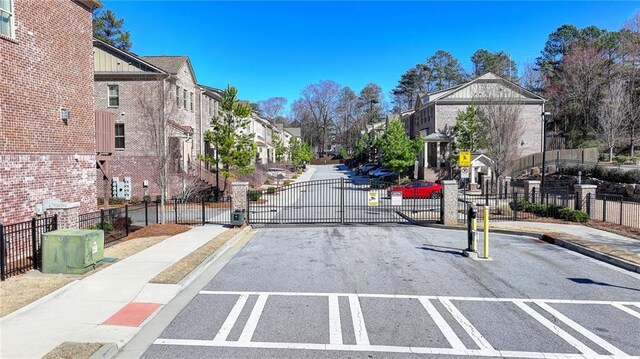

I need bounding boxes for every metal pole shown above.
[144,200,149,227]
[483,205,489,259]
[100,209,105,230]
[31,218,37,270]
[603,196,607,222]
[619,197,623,226]
[202,198,206,226]
[155,199,159,224]
[340,177,344,224]
[125,205,129,237]
[174,198,178,224]
[0,223,5,281]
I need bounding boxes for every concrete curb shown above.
[418,222,640,273]
[178,225,254,289]
[89,343,119,359]
[95,226,256,359]
[0,278,81,322]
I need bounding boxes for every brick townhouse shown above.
[93,39,221,200]
[0,0,102,224]
[401,72,546,180]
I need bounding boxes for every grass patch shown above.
[42,342,103,359]
[149,227,246,284]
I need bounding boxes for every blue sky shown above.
[103,1,638,112]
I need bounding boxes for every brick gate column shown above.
[440,180,458,225]
[231,182,249,213]
[524,180,540,202]
[45,202,80,229]
[574,184,597,212]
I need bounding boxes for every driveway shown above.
[134,226,640,358]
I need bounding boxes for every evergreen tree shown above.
[452,104,485,153]
[378,120,423,182]
[202,86,257,193]
[93,9,132,51]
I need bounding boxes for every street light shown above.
[540,110,551,202]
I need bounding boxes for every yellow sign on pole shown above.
[367,190,379,207]
[458,151,471,167]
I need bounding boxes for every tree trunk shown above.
[609,146,614,162]
[631,124,635,158]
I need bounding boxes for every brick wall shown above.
[0,1,97,224]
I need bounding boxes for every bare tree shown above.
[297,80,341,156]
[621,12,640,156]
[257,97,287,120]
[597,79,631,161]
[520,62,546,94]
[476,83,526,180]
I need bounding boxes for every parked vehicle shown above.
[369,168,393,178]
[357,163,379,175]
[378,172,399,182]
[387,181,442,199]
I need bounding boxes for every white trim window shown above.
[0,0,14,39]
[176,85,181,108]
[190,92,194,112]
[115,123,125,150]
[108,85,119,107]
[183,89,187,109]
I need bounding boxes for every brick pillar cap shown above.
[441,180,457,185]
[574,184,597,189]
[232,182,250,186]
[47,202,80,209]
[525,180,541,184]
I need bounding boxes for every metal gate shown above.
[247,178,441,225]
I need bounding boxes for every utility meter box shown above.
[42,229,104,274]
[231,210,245,226]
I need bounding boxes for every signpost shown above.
[460,167,470,179]
[458,151,471,167]
[367,190,379,207]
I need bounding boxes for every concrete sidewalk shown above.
[486,221,640,271]
[0,225,232,359]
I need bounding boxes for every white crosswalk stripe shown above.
[153,291,640,358]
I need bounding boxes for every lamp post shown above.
[540,109,551,202]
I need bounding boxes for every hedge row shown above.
[509,200,589,223]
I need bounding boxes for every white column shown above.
[470,166,476,184]
[436,142,441,169]
[424,142,429,168]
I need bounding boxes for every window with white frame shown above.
[108,85,119,107]
[115,123,125,149]
[0,0,14,39]
[183,89,187,109]
[176,85,180,108]
[190,92,194,112]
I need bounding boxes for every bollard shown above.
[466,206,477,252]
[483,205,489,259]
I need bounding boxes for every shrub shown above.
[97,197,104,205]
[129,196,141,205]
[557,207,589,223]
[283,179,293,186]
[94,221,114,232]
[143,195,151,203]
[495,204,513,216]
[292,174,299,179]
[248,190,263,201]
[264,179,272,185]
[155,194,162,202]
[267,187,276,194]
[108,197,125,205]
[113,216,133,230]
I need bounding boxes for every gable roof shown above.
[416,72,545,111]
[141,56,197,83]
[93,38,167,75]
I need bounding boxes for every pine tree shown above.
[93,9,132,51]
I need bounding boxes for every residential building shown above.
[402,72,546,180]
[1,0,102,224]
[93,40,205,200]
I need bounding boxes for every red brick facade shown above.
[0,1,98,224]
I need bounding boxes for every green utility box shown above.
[42,229,104,274]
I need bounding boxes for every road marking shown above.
[535,301,628,357]
[328,295,342,345]
[418,297,466,350]
[348,294,369,345]
[213,294,249,342]
[514,301,598,357]
[238,294,268,342]
[199,291,640,306]
[154,339,598,358]
[612,303,640,320]
[440,298,494,351]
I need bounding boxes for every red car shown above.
[387,181,442,199]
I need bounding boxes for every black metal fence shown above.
[586,193,640,229]
[1,216,58,281]
[458,189,577,224]
[78,200,233,245]
[247,178,441,225]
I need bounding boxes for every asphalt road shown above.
[136,225,640,359]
